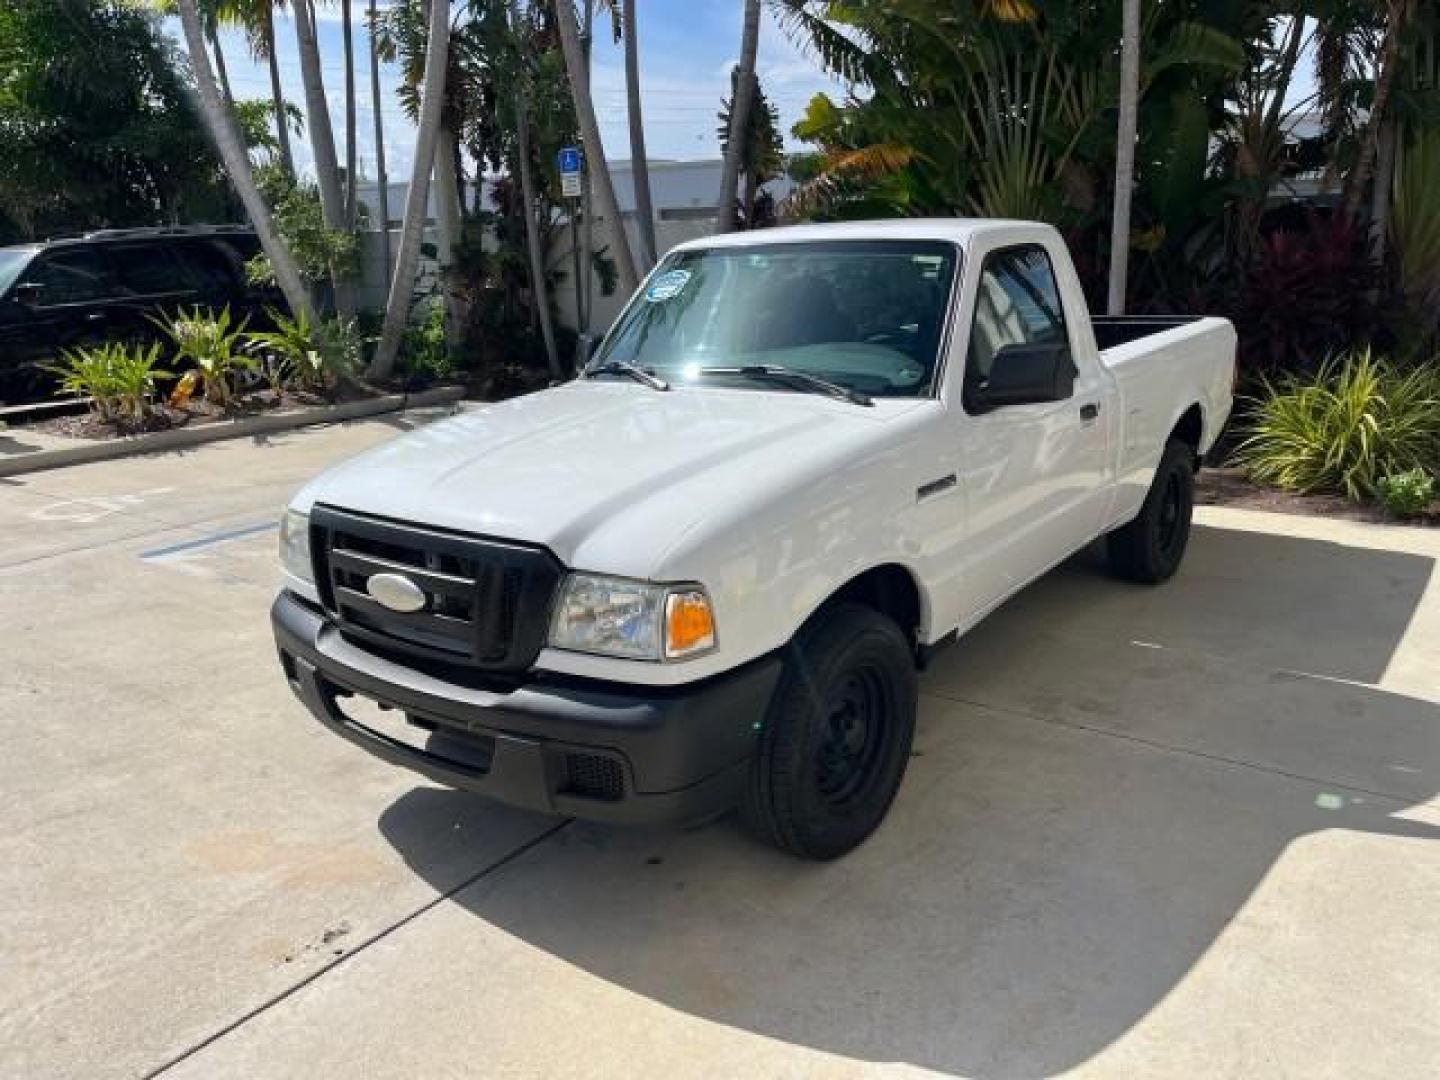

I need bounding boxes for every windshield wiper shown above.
[698,365,873,407]
[584,359,670,391]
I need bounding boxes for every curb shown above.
[0,385,466,479]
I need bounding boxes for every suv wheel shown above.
[741,603,917,859]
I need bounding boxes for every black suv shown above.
[0,226,284,404]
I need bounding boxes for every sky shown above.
[163,1,846,184]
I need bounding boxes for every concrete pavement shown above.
[2,417,1437,1078]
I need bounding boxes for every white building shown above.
[355,158,792,330]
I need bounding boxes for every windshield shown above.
[593,240,960,398]
[0,249,36,297]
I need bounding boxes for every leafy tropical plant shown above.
[0,0,232,243]
[1391,126,1440,351]
[1230,215,1384,375]
[1377,468,1436,518]
[155,305,254,409]
[246,307,362,395]
[1233,351,1440,501]
[399,297,452,380]
[46,342,171,428]
[245,165,361,294]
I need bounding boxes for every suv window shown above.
[110,244,192,296]
[965,244,1068,394]
[27,249,111,306]
[175,241,243,292]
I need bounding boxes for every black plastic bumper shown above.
[271,591,781,825]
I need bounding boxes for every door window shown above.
[964,245,1068,403]
[27,250,110,306]
[110,245,192,296]
[176,241,244,292]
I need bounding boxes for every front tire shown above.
[741,603,917,860]
[1107,438,1195,584]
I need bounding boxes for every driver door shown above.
[955,242,1110,620]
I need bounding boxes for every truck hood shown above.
[294,381,921,576]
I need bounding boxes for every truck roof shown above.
[671,218,1052,252]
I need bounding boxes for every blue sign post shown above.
[559,145,586,340]
[558,146,583,198]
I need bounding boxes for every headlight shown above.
[279,509,313,585]
[549,574,716,661]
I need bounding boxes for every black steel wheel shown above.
[1107,437,1195,584]
[741,602,917,860]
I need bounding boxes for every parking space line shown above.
[138,521,279,561]
[141,819,572,1080]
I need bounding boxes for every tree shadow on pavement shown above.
[379,523,1440,1078]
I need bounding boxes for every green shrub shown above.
[399,297,453,380]
[154,305,253,409]
[46,342,170,426]
[247,309,368,397]
[1233,351,1440,502]
[1377,469,1436,518]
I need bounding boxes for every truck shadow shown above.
[378,523,1440,1077]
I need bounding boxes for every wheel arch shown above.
[802,563,928,651]
[1169,402,1205,465]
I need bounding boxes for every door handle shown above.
[85,312,106,322]
[1079,401,1100,422]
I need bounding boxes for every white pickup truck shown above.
[273,220,1234,859]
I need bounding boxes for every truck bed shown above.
[1091,315,1204,351]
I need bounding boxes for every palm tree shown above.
[370,0,450,377]
[174,0,314,320]
[292,0,357,319]
[342,0,359,229]
[515,83,562,379]
[715,0,760,235]
[622,0,656,266]
[1343,0,1413,222]
[554,0,638,293]
[1106,0,1140,315]
[259,1,297,177]
[368,0,391,273]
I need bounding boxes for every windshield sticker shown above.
[644,269,692,303]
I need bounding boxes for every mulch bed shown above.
[1198,466,1440,527]
[25,389,333,441]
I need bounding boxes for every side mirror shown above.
[970,342,1075,412]
[12,282,43,309]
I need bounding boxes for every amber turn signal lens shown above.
[665,590,716,658]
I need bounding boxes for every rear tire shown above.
[1107,438,1195,584]
[741,603,917,860]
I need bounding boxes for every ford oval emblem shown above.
[366,572,427,613]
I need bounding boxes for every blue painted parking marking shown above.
[139,520,278,561]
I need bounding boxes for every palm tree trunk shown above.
[555,0,638,293]
[1370,119,1398,264]
[580,0,595,324]
[264,7,296,178]
[715,0,761,235]
[370,0,449,378]
[1106,0,1140,315]
[176,0,313,321]
[210,26,236,113]
[622,0,656,266]
[516,94,562,380]
[1345,1,1410,220]
[293,0,357,320]
[742,168,759,228]
[368,0,391,277]
[342,0,359,230]
[435,123,465,348]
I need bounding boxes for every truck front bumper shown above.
[271,591,781,825]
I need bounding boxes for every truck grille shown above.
[310,504,563,675]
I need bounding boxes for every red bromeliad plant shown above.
[1231,214,1386,376]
